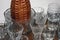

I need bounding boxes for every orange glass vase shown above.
[11,0,31,24]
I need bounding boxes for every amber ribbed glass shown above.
[11,0,31,24]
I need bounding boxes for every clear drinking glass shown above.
[47,3,60,22]
[33,7,47,25]
[47,20,58,31]
[30,19,44,40]
[20,35,29,40]
[7,19,24,40]
[42,28,55,40]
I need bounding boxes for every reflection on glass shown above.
[31,8,36,18]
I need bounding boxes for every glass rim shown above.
[47,3,60,13]
[20,35,29,40]
[32,7,44,13]
[7,19,24,33]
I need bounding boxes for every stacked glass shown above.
[43,3,60,40]
[47,3,60,31]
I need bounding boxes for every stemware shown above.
[30,19,45,40]
[33,7,47,25]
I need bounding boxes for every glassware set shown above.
[0,3,60,40]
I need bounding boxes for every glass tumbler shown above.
[30,19,44,40]
[42,28,55,40]
[33,7,47,25]
[7,20,24,40]
[47,3,60,22]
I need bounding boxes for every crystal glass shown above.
[33,7,47,25]
[47,3,60,22]
[20,35,29,40]
[7,19,24,40]
[42,28,55,40]
[30,19,45,40]
[47,20,58,31]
